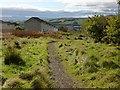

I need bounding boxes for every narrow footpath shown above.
[48,42,78,88]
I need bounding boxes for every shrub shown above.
[4,47,25,65]
[83,15,107,42]
[102,16,120,45]
[82,15,120,45]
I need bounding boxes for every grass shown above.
[4,47,25,65]
[1,36,55,88]
[1,31,120,88]
[55,34,120,88]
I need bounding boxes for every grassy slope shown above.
[55,33,120,88]
[47,18,86,26]
[1,31,120,88]
[1,36,55,88]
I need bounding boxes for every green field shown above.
[47,18,86,26]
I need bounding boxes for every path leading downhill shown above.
[48,42,78,88]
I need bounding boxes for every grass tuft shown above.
[4,47,25,65]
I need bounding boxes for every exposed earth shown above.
[48,42,80,88]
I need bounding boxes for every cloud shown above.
[0,0,118,14]
[57,0,118,12]
[0,0,43,3]
[0,0,64,11]
[57,0,116,3]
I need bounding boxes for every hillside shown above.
[1,30,120,88]
[1,15,120,89]
[3,18,87,31]
[47,18,87,30]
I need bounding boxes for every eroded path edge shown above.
[48,42,78,88]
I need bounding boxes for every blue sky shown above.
[0,0,118,12]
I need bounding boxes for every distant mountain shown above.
[1,8,117,20]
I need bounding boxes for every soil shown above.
[48,42,80,88]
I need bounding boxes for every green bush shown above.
[4,47,25,65]
[82,15,120,45]
[102,16,120,45]
[83,15,107,42]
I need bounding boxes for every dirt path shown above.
[48,42,78,88]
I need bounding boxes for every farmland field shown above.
[0,30,120,88]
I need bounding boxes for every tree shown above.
[82,15,120,45]
[118,0,120,5]
[83,15,108,42]
[118,0,120,15]
[102,16,120,44]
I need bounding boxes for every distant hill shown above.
[47,18,87,30]
[1,8,117,21]
[2,17,87,31]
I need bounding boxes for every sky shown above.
[0,0,119,19]
[0,0,118,12]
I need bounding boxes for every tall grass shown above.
[4,46,25,65]
[2,37,55,88]
[56,37,120,88]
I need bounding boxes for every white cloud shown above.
[57,0,117,12]
[0,2,63,11]
[0,0,118,13]
[57,0,116,3]
[0,0,43,3]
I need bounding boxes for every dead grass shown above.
[2,30,60,38]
